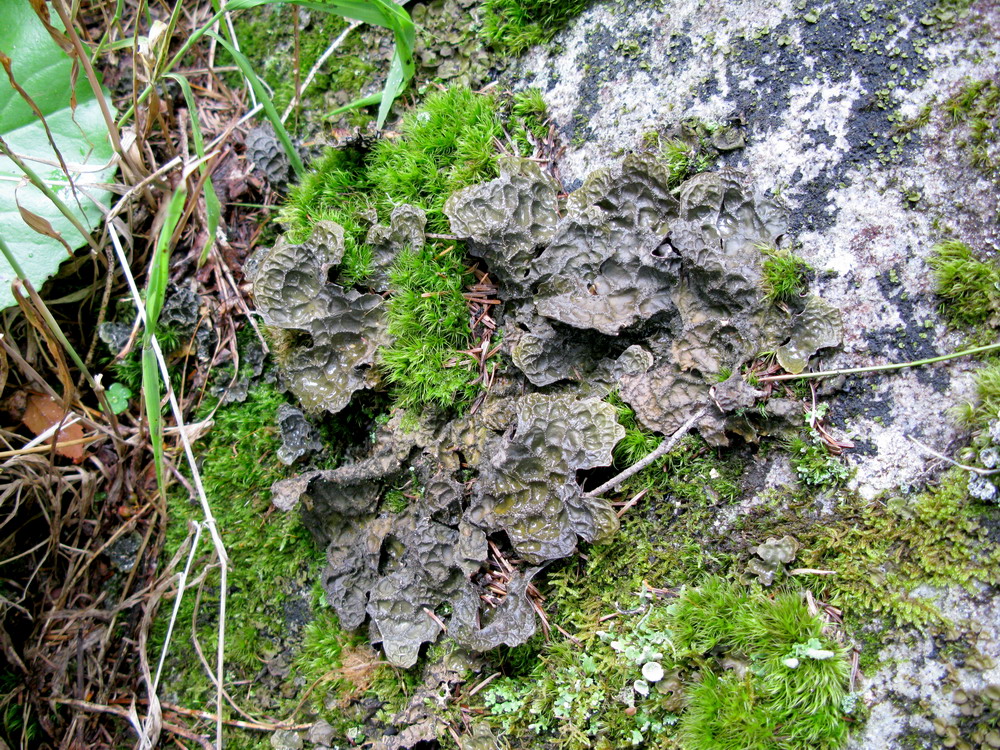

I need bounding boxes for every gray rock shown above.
[306,719,335,746]
[269,729,302,750]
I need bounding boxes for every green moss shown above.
[957,359,1000,427]
[277,87,505,411]
[608,392,662,467]
[478,578,851,750]
[278,146,374,272]
[938,78,1000,179]
[380,246,479,411]
[366,87,502,233]
[509,88,551,156]
[281,87,501,243]
[760,245,812,303]
[151,382,337,732]
[928,239,1000,329]
[480,0,594,55]
[644,129,718,186]
[787,433,851,489]
[735,469,1000,632]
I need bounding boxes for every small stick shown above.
[788,568,837,576]
[616,488,648,518]
[907,435,1000,475]
[759,342,1000,382]
[584,407,708,498]
[466,672,501,697]
[424,607,448,633]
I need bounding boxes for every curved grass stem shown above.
[759,342,1000,382]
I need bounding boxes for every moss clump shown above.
[736,469,1000,633]
[478,578,852,750]
[278,87,504,411]
[509,87,551,156]
[480,0,593,55]
[928,239,1000,329]
[608,391,662,467]
[380,246,480,410]
[640,128,719,186]
[760,245,812,304]
[151,383,339,731]
[280,86,502,255]
[957,359,1000,428]
[365,88,502,233]
[674,583,850,750]
[942,78,999,175]
[278,146,374,277]
[787,434,850,489]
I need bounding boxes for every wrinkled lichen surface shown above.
[257,152,843,666]
[246,221,389,414]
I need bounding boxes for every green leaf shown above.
[105,382,132,414]
[0,0,117,310]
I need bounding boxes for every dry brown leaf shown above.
[21,393,86,462]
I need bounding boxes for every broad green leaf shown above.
[0,0,117,309]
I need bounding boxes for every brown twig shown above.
[584,407,708,498]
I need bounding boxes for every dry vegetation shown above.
[0,1,307,745]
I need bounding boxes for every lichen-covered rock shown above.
[470,394,623,563]
[246,221,387,413]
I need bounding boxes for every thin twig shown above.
[759,342,1000,382]
[584,407,708,498]
[907,435,1000,476]
[466,672,501,697]
[281,21,361,122]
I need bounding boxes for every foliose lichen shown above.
[260,148,844,667]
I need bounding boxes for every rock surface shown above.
[506,0,999,747]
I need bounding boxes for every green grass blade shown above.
[377,48,407,128]
[166,73,222,266]
[142,186,185,499]
[141,342,164,497]
[146,187,187,330]
[207,31,304,178]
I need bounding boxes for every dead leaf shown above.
[21,393,86,462]
[15,195,74,257]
